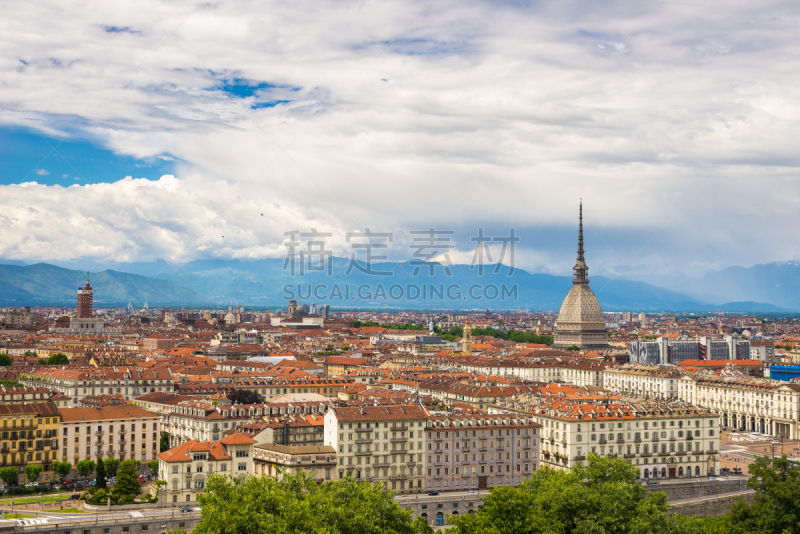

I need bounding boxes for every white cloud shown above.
[1,0,799,276]
[35,169,48,175]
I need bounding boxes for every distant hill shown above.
[648,261,800,311]
[0,263,207,306]
[0,259,791,312]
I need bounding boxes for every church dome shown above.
[557,284,604,325]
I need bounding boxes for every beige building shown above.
[493,396,719,479]
[324,404,428,494]
[424,411,541,492]
[59,406,161,465]
[253,443,337,483]
[155,433,256,504]
[602,364,691,399]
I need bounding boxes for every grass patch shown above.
[3,513,35,518]
[0,495,65,505]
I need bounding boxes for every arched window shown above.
[172,479,178,490]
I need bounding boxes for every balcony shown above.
[390,426,408,432]
[373,462,390,468]
[599,439,607,444]
[407,461,417,467]
[634,438,642,443]
[355,438,373,444]
[657,452,670,457]
[708,449,719,454]
[668,437,676,442]
[118,438,127,444]
[389,475,408,481]
[652,437,659,442]
[390,437,408,443]
[623,454,635,458]
[676,452,687,456]
[640,453,652,457]
[573,455,586,461]
[355,451,373,457]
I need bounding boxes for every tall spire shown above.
[573,200,588,284]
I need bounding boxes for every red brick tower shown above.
[77,272,93,318]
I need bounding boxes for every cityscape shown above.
[2,1,800,533]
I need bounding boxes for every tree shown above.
[160,432,171,452]
[728,455,800,534]
[0,379,22,387]
[24,465,42,486]
[116,459,142,497]
[95,456,107,489]
[566,345,581,352]
[226,389,265,405]
[103,457,120,478]
[46,353,69,365]
[23,350,37,357]
[412,515,435,534]
[147,459,160,477]
[0,466,18,486]
[0,354,11,366]
[76,459,96,481]
[52,461,72,483]
[452,453,670,534]
[194,471,415,534]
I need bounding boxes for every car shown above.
[707,477,718,481]
[138,476,148,482]
[180,506,193,514]
[646,480,659,485]
[427,490,439,496]
[89,481,96,487]
[467,490,478,495]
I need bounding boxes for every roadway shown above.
[0,506,200,529]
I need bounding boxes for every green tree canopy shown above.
[453,454,670,534]
[147,459,160,476]
[46,353,69,365]
[116,459,142,497]
[95,456,107,489]
[160,432,171,452]
[0,379,22,387]
[194,471,419,534]
[0,466,18,485]
[728,455,800,534]
[0,354,11,366]
[52,461,72,482]
[24,465,42,485]
[76,459,96,479]
[103,457,120,478]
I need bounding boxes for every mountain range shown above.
[0,258,796,312]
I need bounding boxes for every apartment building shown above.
[390,378,535,410]
[18,367,174,406]
[602,364,691,399]
[493,395,719,479]
[324,404,428,494]
[155,433,256,505]
[253,443,337,482]
[605,365,800,438]
[225,376,352,398]
[0,387,71,408]
[689,372,800,438]
[59,406,161,465]
[480,358,612,387]
[424,411,541,492]
[0,402,60,484]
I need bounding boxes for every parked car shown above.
[89,481,96,487]
[138,476,148,482]
[646,480,659,485]
[180,506,193,514]
[427,490,439,496]
[467,490,478,495]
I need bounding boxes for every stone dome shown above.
[224,312,236,324]
[557,284,605,325]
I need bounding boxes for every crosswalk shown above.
[17,518,48,526]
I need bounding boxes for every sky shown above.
[1,0,800,281]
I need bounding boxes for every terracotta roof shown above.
[220,433,257,445]
[59,405,158,422]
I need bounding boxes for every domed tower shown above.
[553,202,609,349]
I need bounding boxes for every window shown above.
[238,463,247,471]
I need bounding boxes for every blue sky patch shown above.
[251,100,291,109]
[0,127,176,185]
